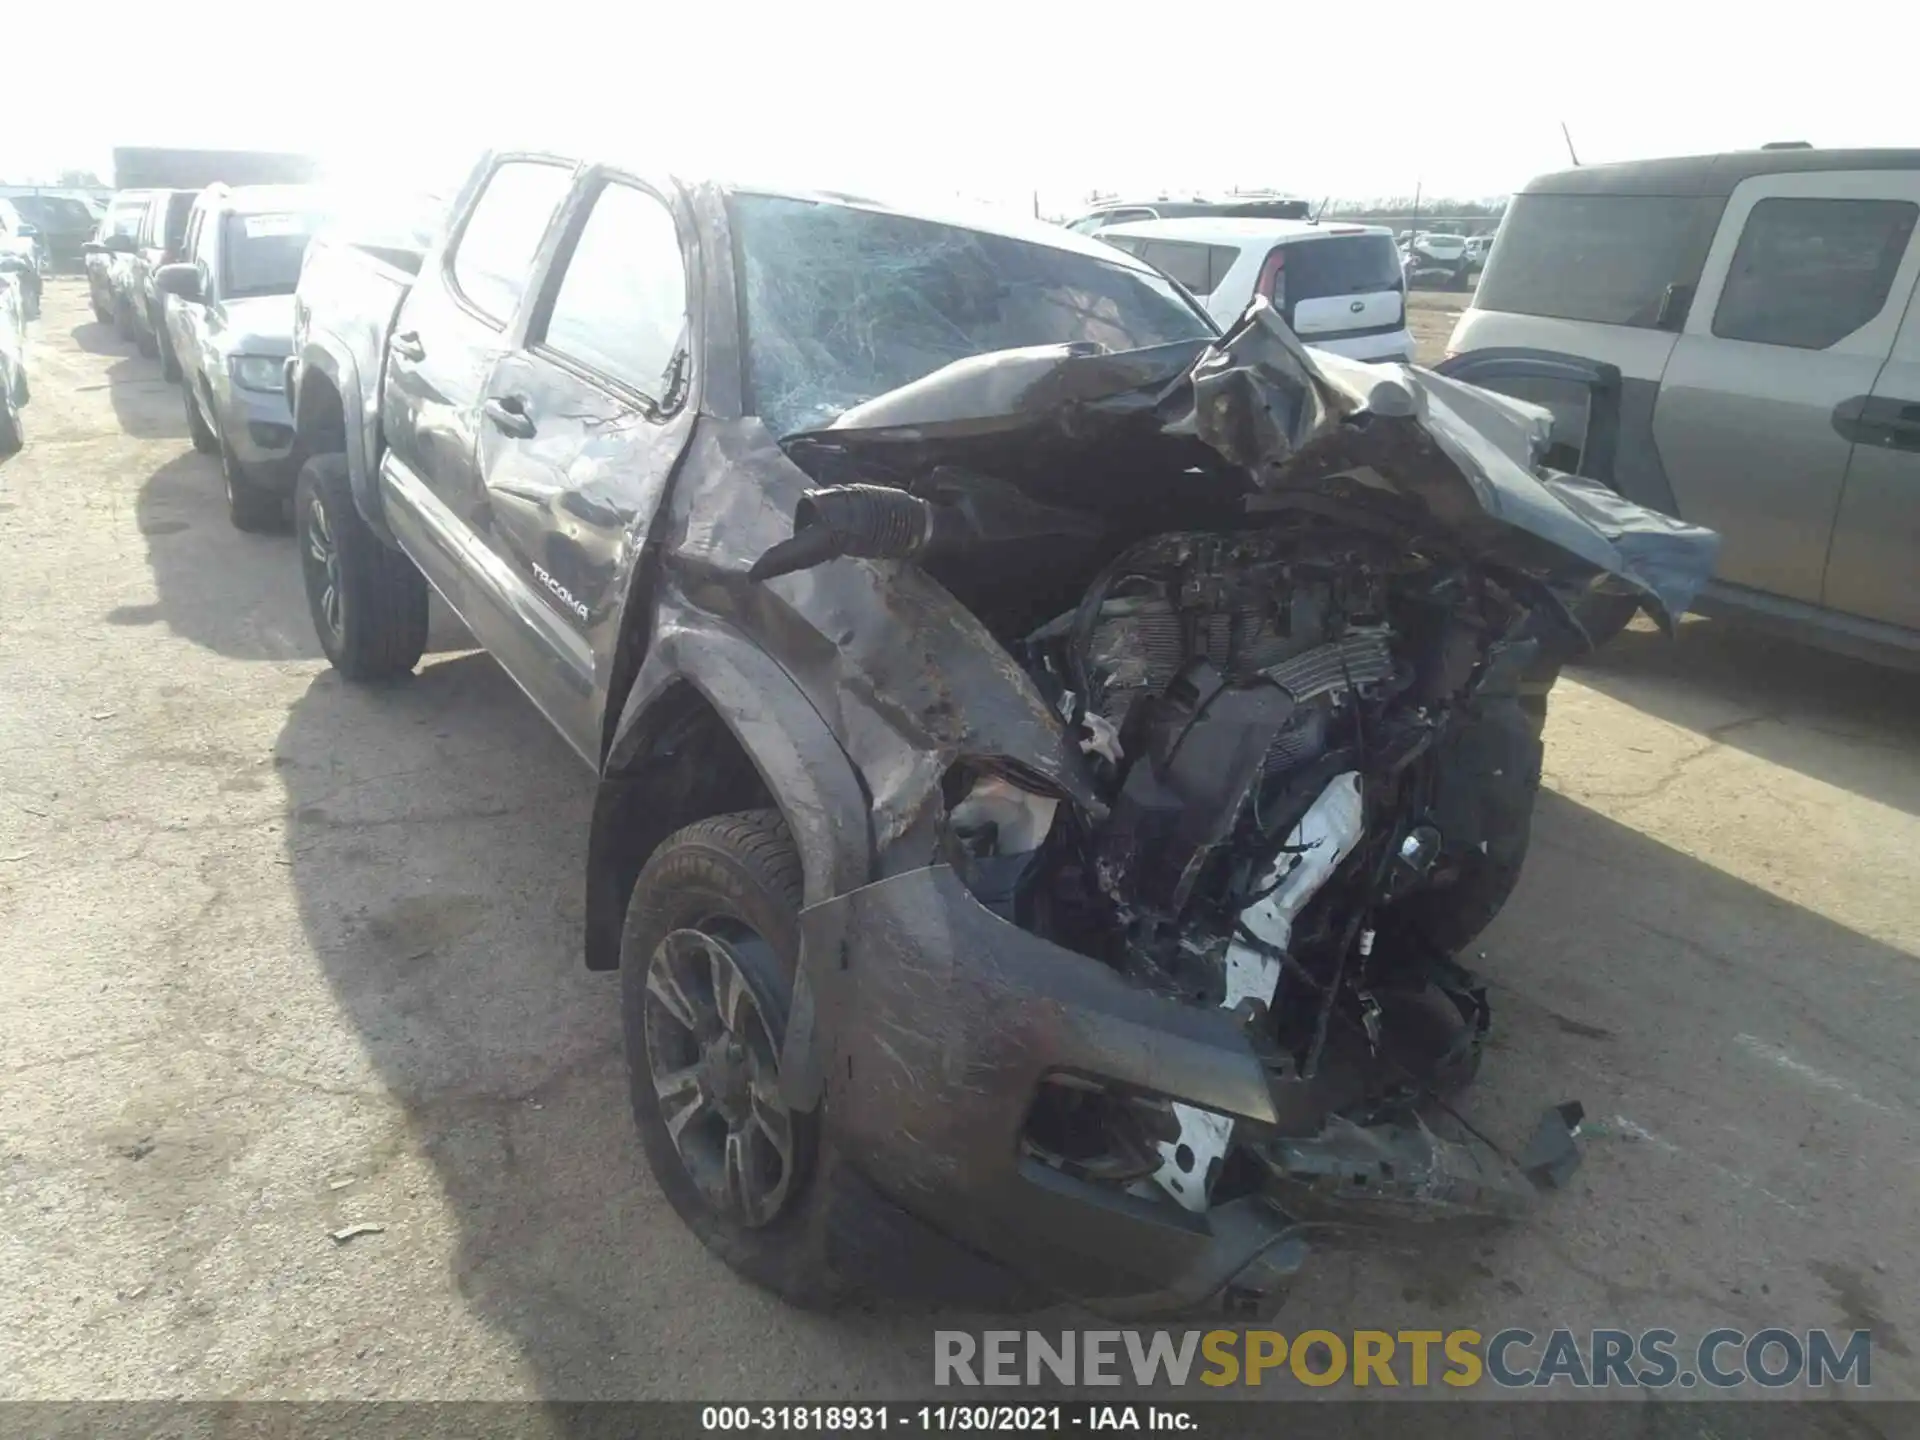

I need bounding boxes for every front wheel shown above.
[621,810,841,1307]
[295,452,428,680]
[1386,699,1542,954]
[1568,592,1640,656]
[220,429,285,533]
[184,385,217,454]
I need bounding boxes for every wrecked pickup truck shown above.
[286,150,1718,1317]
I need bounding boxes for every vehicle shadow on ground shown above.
[120,452,471,661]
[102,352,188,441]
[273,651,1920,1399]
[68,316,135,357]
[275,656,948,1401]
[113,452,323,660]
[1569,616,1920,818]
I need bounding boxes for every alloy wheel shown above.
[303,492,343,644]
[643,925,796,1228]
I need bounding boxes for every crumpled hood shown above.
[815,303,1720,628]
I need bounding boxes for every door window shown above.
[448,161,575,325]
[182,206,209,273]
[163,193,195,255]
[1136,239,1239,297]
[1712,197,1919,349]
[538,182,689,404]
[1474,192,1723,327]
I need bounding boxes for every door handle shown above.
[390,330,425,362]
[1833,395,1920,452]
[483,395,536,439]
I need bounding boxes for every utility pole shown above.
[1560,122,1581,167]
[1412,180,1422,232]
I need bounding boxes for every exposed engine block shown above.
[1048,536,1396,918]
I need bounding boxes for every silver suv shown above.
[1448,147,1920,666]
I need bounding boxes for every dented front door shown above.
[472,173,698,761]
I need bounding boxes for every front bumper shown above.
[792,865,1330,1315]
[790,864,1566,1315]
[217,381,297,487]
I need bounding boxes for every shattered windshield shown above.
[730,194,1214,436]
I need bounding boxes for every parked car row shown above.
[1400,230,1475,289]
[84,191,149,326]
[87,182,325,526]
[1092,215,1416,362]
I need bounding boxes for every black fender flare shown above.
[584,612,873,972]
[292,338,392,543]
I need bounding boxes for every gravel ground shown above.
[3,280,1917,1401]
[1408,288,1473,365]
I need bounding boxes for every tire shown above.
[134,321,157,359]
[1569,592,1639,656]
[295,451,428,680]
[1388,699,1541,955]
[114,298,136,342]
[184,384,217,454]
[620,810,841,1307]
[220,428,285,533]
[158,332,181,383]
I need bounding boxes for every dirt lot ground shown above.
[1408,288,1472,365]
[4,280,1919,1401]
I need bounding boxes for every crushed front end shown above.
[745,306,1716,1315]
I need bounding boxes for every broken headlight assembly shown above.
[1021,1073,1179,1186]
[938,761,1061,922]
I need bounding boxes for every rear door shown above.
[1652,172,1920,603]
[1823,268,1920,630]
[470,172,698,759]
[1281,231,1405,341]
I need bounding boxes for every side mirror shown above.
[104,233,136,255]
[82,241,107,256]
[15,223,38,239]
[154,262,203,303]
[0,254,31,275]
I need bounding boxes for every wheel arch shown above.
[585,620,873,971]
[291,341,391,541]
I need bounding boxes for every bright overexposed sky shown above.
[7,0,1918,215]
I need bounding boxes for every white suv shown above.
[1095,217,1414,362]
